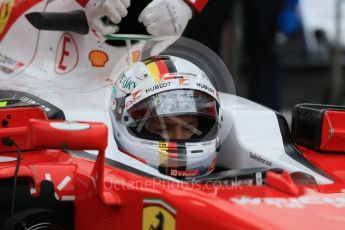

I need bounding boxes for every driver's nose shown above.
[169,125,184,140]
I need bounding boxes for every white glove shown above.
[85,0,131,35]
[138,0,193,37]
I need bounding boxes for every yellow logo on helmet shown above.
[0,0,14,34]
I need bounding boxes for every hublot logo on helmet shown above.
[145,82,172,94]
[196,82,214,94]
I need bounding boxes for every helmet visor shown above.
[125,90,219,141]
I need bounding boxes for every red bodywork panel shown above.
[0,0,41,41]
[28,119,108,151]
[1,106,345,229]
[321,110,345,152]
[2,149,345,229]
[0,107,47,152]
[299,145,345,185]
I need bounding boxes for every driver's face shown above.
[147,115,198,140]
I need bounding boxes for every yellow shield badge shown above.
[142,199,176,230]
[0,0,15,34]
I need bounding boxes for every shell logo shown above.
[0,0,14,34]
[89,50,109,67]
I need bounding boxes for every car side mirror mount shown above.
[28,119,120,205]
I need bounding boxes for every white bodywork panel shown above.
[218,93,332,184]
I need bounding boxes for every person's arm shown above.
[139,0,209,37]
[76,0,130,35]
[75,0,209,36]
[76,0,209,12]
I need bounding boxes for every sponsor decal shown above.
[117,72,137,92]
[124,89,142,109]
[170,169,199,177]
[163,73,195,79]
[0,65,12,74]
[196,82,215,94]
[178,78,189,86]
[177,72,196,77]
[0,53,24,75]
[159,142,188,176]
[249,152,272,166]
[142,199,176,230]
[131,90,142,102]
[162,75,189,86]
[19,96,51,112]
[145,82,172,94]
[88,50,109,67]
[0,0,14,34]
[207,158,217,173]
[55,33,79,74]
[230,196,345,209]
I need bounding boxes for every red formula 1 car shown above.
[1,1,345,229]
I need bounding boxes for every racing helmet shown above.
[110,55,222,180]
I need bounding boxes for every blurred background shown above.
[183,0,345,123]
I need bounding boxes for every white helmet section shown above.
[111,56,221,179]
[112,57,219,101]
